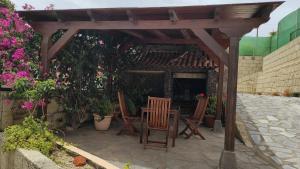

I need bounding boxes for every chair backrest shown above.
[192,96,209,123]
[117,91,130,119]
[147,96,171,129]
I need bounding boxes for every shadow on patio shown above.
[65,122,274,169]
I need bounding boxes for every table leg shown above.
[140,113,144,144]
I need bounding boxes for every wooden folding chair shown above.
[179,96,209,139]
[117,91,139,135]
[143,97,171,151]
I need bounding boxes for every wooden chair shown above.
[117,91,139,135]
[143,97,171,151]
[179,96,209,139]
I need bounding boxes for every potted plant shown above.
[92,99,115,130]
[204,96,217,128]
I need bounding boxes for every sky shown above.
[10,0,300,37]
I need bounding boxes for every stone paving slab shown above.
[65,123,276,169]
[237,93,300,169]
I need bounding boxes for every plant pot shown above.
[204,115,216,128]
[93,113,112,131]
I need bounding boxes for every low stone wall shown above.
[238,36,300,94]
[47,99,66,129]
[0,133,61,169]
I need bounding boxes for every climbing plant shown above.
[51,30,144,127]
[0,3,56,118]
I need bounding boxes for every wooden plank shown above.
[31,18,265,31]
[180,29,192,39]
[126,10,137,24]
[57,142,120,169]
[48,27,79,60]
[192,29,229,66]
[216,61,224,120]
[150,30,170,39]
[121,30,144,39]
[224,37,240,151]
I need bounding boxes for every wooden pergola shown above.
[19,1,282,168]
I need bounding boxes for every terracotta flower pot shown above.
[204,115,216,128]
[93,113,112,131]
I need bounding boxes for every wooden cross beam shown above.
[191,29,229,66]
[150,30,170,39]
[126,10,137,24]
[48,27,79,60]
[181,29,192,39]
[121,30,145,39]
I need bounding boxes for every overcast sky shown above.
[11,0,300,37]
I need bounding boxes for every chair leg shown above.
[144,127,148,149]
[166,130,169,152]
[195,128,205,140]
[179,126,188,135]
[185,131,193,139]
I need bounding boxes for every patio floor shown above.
[65,122,276,169]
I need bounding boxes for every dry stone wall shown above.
[237,36,300,94]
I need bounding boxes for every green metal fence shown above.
[239,8,300,56]
[277,8,300,48]
[239,36,271,56]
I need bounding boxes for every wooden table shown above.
[139,107,180,147]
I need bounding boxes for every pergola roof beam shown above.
[31,18,266,31]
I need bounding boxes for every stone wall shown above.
[207,70,218,96]
[237,36,300,94]
[0,133,61,169]
[238,56,263,79]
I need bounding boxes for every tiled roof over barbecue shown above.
[132,48,217,69]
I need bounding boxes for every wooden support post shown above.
[40,33,51,75]
[224,37,240,151]
[214,61,224,132]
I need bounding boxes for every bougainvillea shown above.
[0,5,55,117]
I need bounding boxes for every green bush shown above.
[125,96,137,116]
[206,96,217,116]
[96,99,115,117]
[2,116,59,157]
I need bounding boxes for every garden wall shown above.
[0,133,61,169]
[237,36,300,94]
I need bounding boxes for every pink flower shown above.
[37,99,46,107]
[4,61,14,70]
[199,93,205,97]
[14,18,26,33]
[16,71,30,78]
[99,40,104,45]
[0,27,3,36]
[0,38,11,48]
[0,19,10,28]
[22,4,35,10]
[11,37,18,46]
[0,72,15,86]
[0,8,9,15]
[12,48,25,61]
[21,101,34,110]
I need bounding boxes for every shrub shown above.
[292,92,300,97]
[206,96,217,116]
[2,116,59,157]
[97,99,115,117]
